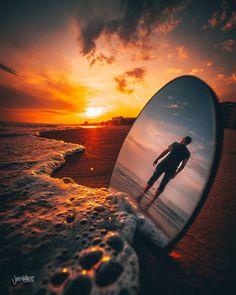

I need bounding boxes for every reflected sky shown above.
[116,77,216,215]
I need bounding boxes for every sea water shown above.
[110,162,190,241]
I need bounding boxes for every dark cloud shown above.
[1,0,183,52]
[125,67,146,81]
[87,52,115,67]
[0,84,77,112]
[114,76,133,94]
[78,0,188,56]
[114,67,146,94]
[80,19,105,55]
[0,63,18,76]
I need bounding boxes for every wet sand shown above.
[41,126,131,188]
[41,128,236,294]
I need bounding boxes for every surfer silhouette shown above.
[137,136,192,209]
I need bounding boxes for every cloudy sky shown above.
[0,0,235,123]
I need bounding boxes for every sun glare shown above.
[85,107,105,118]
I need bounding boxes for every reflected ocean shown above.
[111,163,190,241]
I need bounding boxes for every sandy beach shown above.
[41,126,131,188]
[40,127,236,294]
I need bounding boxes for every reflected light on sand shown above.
[79,126,104,129]
[169,251,182,259]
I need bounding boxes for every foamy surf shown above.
[0,124,164,295]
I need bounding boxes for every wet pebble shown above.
[106,195,113,201]
[36,288,47,295]
[107,234,124,252]
[79,248,103,270]
[62,177,74,184]
[54,223,62,229]
[95,261,124,287]
[66,214,75,223]
[50,270,69,286]
[94,206,105,212]
[92,237,102,245]
[100,229,107,235]
[119,289,131,295]
[64,274,92,295]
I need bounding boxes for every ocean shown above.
[0,122,85,199]
[110,162,190,242]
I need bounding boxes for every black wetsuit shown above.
[148,142,190,192]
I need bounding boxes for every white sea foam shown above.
[0,122,163,295]
[0,132,85,197]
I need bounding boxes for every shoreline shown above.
[40,125,131,188]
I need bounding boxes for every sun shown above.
[85,107,105,118]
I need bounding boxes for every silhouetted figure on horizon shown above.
[137,136,192,209]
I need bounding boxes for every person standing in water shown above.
[137,136,192,209]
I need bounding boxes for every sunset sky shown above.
[0,0,235,123]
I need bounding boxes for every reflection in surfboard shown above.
[110,76,217,247]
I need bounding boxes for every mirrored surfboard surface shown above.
[109,75,222,249]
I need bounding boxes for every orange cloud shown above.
[190,68,204,74]
[125,67,146,81]
[39,73,92,102]
[216,72,236,84]
[114,76,134,94]
[208,12,218,28]
[168,68,182,74]
[222,39,235,52]
[114,67,146,94]
[203,1,228,30]
[175,45,188,59]
[222,11,236,31]
[229,73,236,83]
[0,83,78,119]
[155,17,182,33]
[86,51,115,67]
[206,61,213,67]
[217,73,225,80]
[0,63,96,123]
[203,2,236,34]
